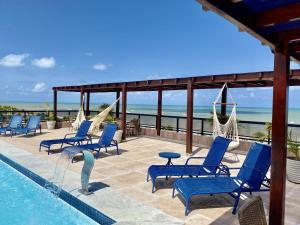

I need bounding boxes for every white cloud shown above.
[93,63,107,71]
[0,53,29,67]
[32,82,47,92]
[32,57,56,68]
[85,52,93,56]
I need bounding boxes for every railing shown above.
[1,109,300,143]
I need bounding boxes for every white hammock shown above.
[72,95,86,131]
[212,83,239,151]
[88,97,121,136]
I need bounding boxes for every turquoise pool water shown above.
[0,160,99,225]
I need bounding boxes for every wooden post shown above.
[186,79,194,154]
[157,88,162,136]
[269,44,290,225]
[86,92,90,116]
[80,89,85,109]
[121,84,127,140]
[116,91,120,118]
[53,89,57,121]
[221,87,227,116]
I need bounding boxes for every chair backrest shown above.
[26,115,41,129]
[75,120,93,138]
[9,115,23,129]
[99,123,118,146]
[238,196,267,225]
[202,136,232,172]
[237,142,271,191]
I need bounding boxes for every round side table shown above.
[159,152,181,165]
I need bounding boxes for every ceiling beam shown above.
[256,2,300,27]
[279,28,300,43]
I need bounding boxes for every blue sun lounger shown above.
[0,115,23,135]
[71,123,119,159]
[11,115,41,137]
[147,136,232,192]
[172,142,271,215]
[39,120,92,154]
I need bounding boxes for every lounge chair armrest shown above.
[63,133,76,139]
[185,157,206,165]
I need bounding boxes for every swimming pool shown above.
[0,154,115,225]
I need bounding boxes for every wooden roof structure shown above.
[53,69,300,92]
[197,0,300,63]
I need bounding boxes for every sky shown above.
[0,0,299,108]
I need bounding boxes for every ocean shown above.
[1,101,300,124]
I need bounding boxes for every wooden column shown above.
[156,88,162,136]
[269,44,290,225]
[116,91,120,119]
[80,90,85,109]
[221,87,227,116]
[53,89,57,121]
[86,92,90,116]
[121,84,127,140]
[186,79,194,154]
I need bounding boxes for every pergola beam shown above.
[256,2,300,27]
[52,70,300,93]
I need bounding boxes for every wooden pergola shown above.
[53,1,300,224]
[53,69,300,151]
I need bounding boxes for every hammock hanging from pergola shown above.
[212,83,239,152]
[88,97,121,136]
[71,94,86,131]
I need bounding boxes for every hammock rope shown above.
[212,83,239,152]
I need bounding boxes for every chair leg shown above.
[152,182,156,193]
[116,142,119,155]
[185,197,191,216]
[105,147,107,153]
[172,187,176,198]
[232,192,241,214]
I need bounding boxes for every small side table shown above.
[159,152,181,165]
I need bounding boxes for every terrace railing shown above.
[1,110,299,144]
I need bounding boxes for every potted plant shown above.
[287,131,300,183]
[46,112,56,130]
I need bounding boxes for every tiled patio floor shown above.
[0,128,300,225]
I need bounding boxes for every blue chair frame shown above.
[71,123,119,159]
[39,120,92,154]
[0,115,23,135]
[147,136,232,192]
[11,115,41,137]
[172,142,271,215]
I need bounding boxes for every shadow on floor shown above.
[89,181,110,192]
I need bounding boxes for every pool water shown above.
[0,160,99,225]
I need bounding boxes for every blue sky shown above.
[0,0,299,107]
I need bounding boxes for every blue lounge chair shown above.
[172,142,271,215]
[39,120,92,154]
[147,136,232,192]
[0,115,23,135]
[71,123,119,159]
[11,115,41,137]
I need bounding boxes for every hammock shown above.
[72,95,86,130]
[212,83,239,152]
[88,97,121,136]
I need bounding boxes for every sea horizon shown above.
[1,101,300,124]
